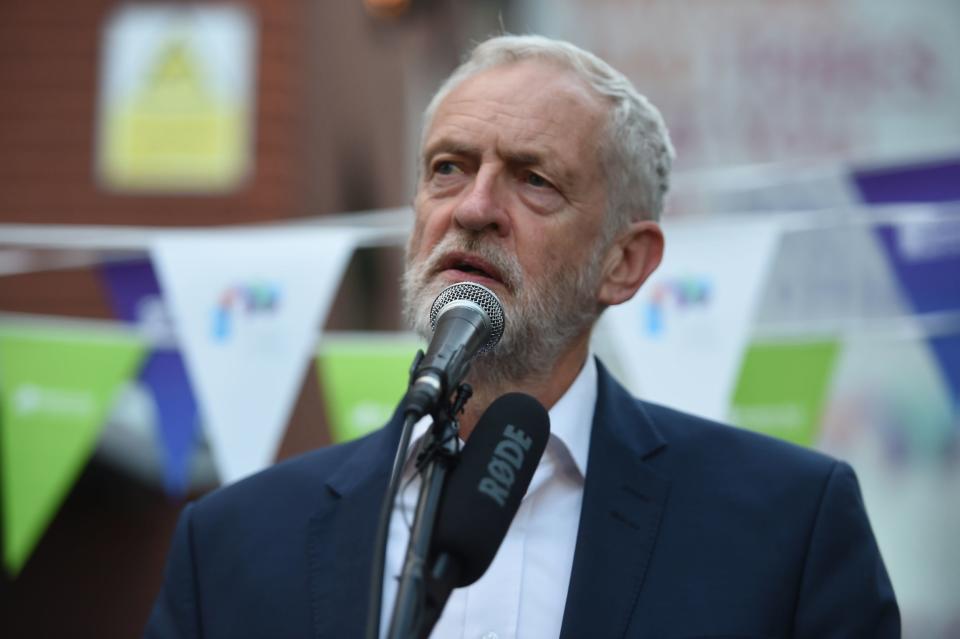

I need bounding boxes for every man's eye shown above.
[434,161,459,176]
[524,172,552,189]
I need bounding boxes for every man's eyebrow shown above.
[422,138,481,164]
[502,150,544,167]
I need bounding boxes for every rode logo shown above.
[478,424,533,507]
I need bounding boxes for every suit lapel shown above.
[307,415,404,639]
[560,362,670,639]
[304,363,669,638]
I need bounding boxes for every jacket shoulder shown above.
[644,400,835,468]
[595,359,837,479]
[635,398,844,511]
[189,430,379,526]
[648,400,836,467]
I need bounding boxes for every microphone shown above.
[420,393,550,634]
[402,282,505,417]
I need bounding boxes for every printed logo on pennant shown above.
[644,275,713,336]
[211,282,282,342]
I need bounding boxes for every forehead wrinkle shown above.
[426,105,584,159]
[438,107,554,142]
[422,136,481,163]
[440,87,576,126]
[421,111,561,164]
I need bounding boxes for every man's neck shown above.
[456,334,591,440]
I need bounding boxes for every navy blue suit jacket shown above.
[146,361,899,638]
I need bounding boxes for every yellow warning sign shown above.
[97,7,255,192]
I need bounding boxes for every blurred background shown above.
[0,0,958,636]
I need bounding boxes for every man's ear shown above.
[597,220,664,307]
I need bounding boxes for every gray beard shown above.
[401,232,604,392]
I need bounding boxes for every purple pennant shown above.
[929,334,960,466]
[140,351,198,495]
[874,221,960,315]
[853,157,960,205]
[929,334,960,408]
[873,218,960,406]
[99,259,199,496]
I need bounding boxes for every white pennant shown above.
[598,217,782,421]
[152,228,357,484]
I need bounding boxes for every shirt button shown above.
[480,633,499,639]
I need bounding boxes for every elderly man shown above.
[146,35,899,638]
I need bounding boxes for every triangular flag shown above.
[316,334,421,443]
[152,228,357,484]
[929,334,960,409]
[873,215,960,315]
[728,339,841,447]
[141,350,199,495]
[853,156,960,205]
[599,217,782,420]
[873,214,960,407]
[100,259,200,496]
[0,325,146,575]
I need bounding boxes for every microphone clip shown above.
[413,382,472,475]
[449,382,473,418]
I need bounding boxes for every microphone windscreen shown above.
[429,282,505,353]
[432,392,550,586]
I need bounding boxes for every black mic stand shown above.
[385,382,472,639]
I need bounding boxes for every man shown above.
[146,35,899,638]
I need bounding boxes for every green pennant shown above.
[0,326,146,575]
[316,336,421,443]
[729,339,841,447]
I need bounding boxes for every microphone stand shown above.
[385,382,472,639]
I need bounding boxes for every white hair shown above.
[420,34,675,228]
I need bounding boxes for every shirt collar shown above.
[546,354,595,479]
[404,355,597,478]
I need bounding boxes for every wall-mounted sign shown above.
[96,4,257,192]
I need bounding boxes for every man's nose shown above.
[452,168,511,237]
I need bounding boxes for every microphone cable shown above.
[365,409,419,639]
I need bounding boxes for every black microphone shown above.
[419,393,550,634]
[403,282,505,418]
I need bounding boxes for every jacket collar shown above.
[559,359,670,639]
[307,411,405,639]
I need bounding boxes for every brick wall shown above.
[0,0,312,226]
[0,1,413,635]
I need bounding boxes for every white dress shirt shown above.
[381,357,597,639]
